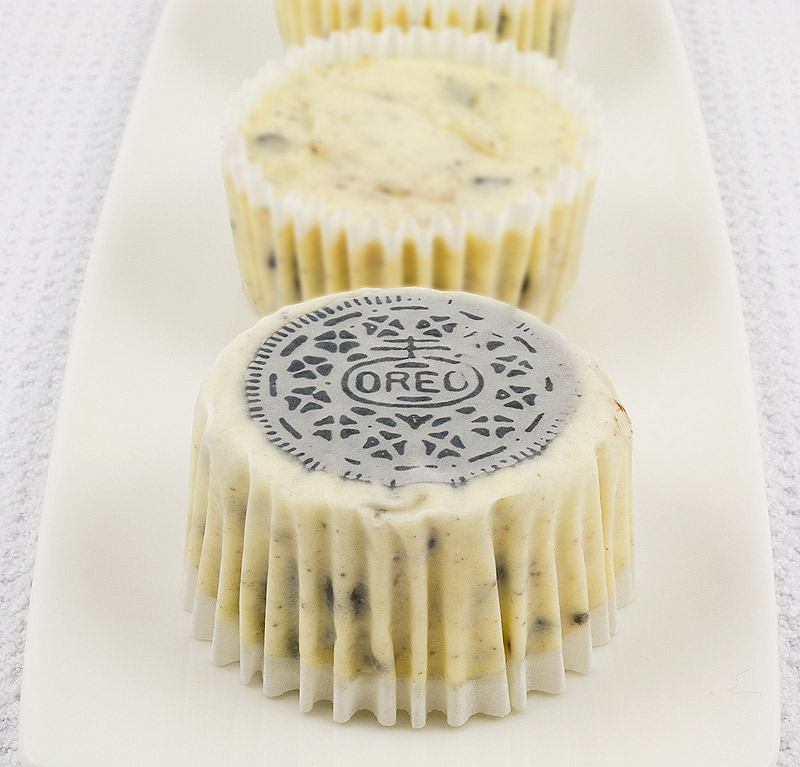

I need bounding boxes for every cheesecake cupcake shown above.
[274,0,576,64]
[222,27,600,321]
[184,287,633,727]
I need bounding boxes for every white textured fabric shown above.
[0,0,798,763]
[0,2,166,763]
[671,3,800,762]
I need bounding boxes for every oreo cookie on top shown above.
[245,290,579,487]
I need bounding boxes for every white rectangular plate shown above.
[18,0,780,765]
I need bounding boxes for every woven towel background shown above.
[0,0,797,763]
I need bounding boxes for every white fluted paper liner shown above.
[183,289,633,727]
[222,27,601,320]
[274,0,576,64]
[186,562,632,726]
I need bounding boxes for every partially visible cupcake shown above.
[274,0,576,64]
[223,27,600,320]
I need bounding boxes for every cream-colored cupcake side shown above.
[222,28,600,321]
[274,0,576,64]
[183,289,633,727]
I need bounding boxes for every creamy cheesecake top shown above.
[240,58,579,227]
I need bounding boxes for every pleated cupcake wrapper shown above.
[185,564,632,727]
[183,313,633,727]
[183,450,633,727]
[222,27,601,320]
[273,0,576,64]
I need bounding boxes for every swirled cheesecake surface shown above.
[241,58,579,226]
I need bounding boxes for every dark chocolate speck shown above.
[473,176,512,186]
[495,556,507,583]
[255,132,290,150]
[323,576,334,609]
[496,9,509,36]
[350,583,369,616]
[286,629,300,658]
